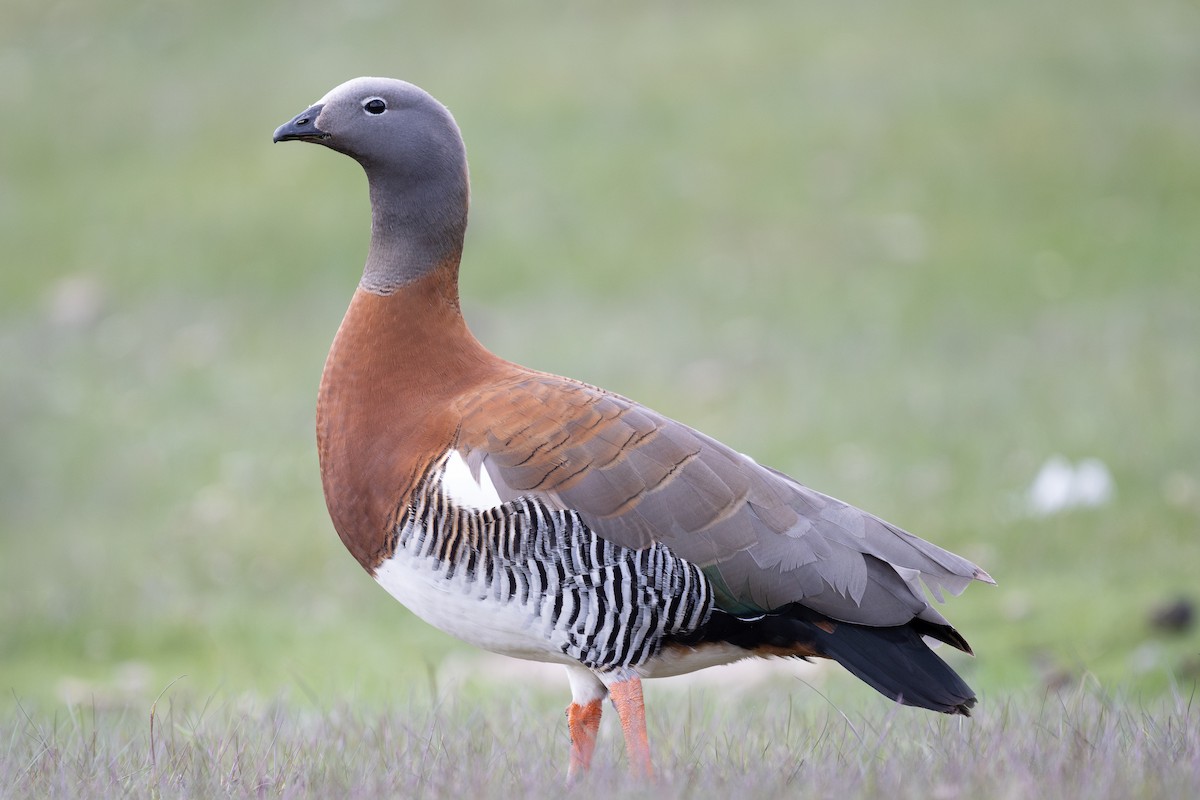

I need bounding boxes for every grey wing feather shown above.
[465,379,992,624]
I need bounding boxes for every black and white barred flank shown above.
[392,455,714,671]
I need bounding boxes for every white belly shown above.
[638,642,756,678]
[373,546,577,666]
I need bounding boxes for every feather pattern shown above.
[377,451,713,671]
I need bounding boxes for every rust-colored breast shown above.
[316,267,512,572]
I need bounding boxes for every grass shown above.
[3,686,1197,799]
[1,0,1199,792]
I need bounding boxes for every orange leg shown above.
[566,699,603,780]
[608,675,654,779]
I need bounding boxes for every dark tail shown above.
[806,615,977,715]
[678,604,978,716]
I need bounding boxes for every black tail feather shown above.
[808,615,977,715]
[676,604,977,715]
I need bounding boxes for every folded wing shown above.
[455,373,993,632]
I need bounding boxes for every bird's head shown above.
[273,76,466,182]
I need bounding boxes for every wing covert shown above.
[455,373,992,624]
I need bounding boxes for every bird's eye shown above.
[363,98,387,115]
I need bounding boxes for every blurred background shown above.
[2,0,1197,712]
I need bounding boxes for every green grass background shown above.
[2,0,1198,718]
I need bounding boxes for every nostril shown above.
[296,117,310,126]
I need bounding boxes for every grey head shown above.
[274,77,470,293]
